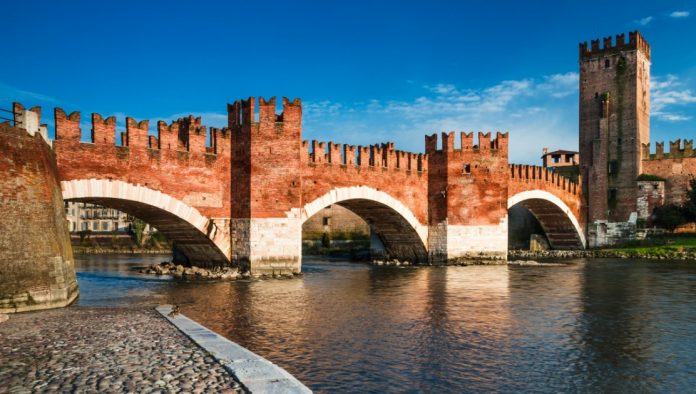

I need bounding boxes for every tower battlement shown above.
[579,31,651,60]
[227,96,302,129]
[424,131,508,155]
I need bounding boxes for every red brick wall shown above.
[0,122,78,312]
[229,97,303,219]
[301,140,428,223]
[508,164,582,222]
[53,109,231,219]
[427,132,509,226]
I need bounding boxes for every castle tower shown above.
[579,32,651,228]
[228,97,304,275]
[426,131,509,263]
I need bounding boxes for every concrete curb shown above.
[156,305,312,394]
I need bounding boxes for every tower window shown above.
[609,160,619,175]
[463,164,471,174]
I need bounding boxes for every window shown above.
[92,222,98,230]
[463,164,471,174]
[553,156,560,163]
[102,222,109,231]
[82,222,88,231]
[609,189,617,201]
[605,59,610,68]
[609,160,619,175]
[322,217,330,226]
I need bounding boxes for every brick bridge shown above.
[14,98,584,275]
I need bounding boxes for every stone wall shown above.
[0,122,78,313]
[302,205,369,237]
[642,143,696,206]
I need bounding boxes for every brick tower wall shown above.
[0,120,79,313]
[579,31,651,223]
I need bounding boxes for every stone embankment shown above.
[0,307,242,393]
[509,249,696,261]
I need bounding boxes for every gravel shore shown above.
[0,307,243,393]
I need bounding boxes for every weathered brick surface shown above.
[579,32,651,223]
[642,140,696,206]
[0,122,78,312]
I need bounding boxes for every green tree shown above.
[652,204,688,232]
[130,218,147,246]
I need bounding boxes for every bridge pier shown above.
[231,217,303,276]
[428,221,509,264]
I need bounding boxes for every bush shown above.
[652,204,688,232]
[321,232,331,248]
[637,173,666,181]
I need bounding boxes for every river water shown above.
[75,254,696,393]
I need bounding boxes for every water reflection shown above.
[74,255,696,393]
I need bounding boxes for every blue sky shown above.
[2,0,695,164]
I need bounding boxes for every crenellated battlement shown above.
[302,139,427,173]
[37,103,230,156]
[642,139,696,160]
[227,96,302,129]
[579,31,651,60]
[509,164,580,196]
[424,131,508,155]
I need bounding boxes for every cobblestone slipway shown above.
[0,307,243,393]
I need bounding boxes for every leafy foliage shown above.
[652,204,688,232]
[130,218,146,246]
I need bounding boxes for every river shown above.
[75,254,696,393]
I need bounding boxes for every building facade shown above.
[64,202,131,233]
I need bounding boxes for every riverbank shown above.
[0,307,243,393]
[509,248,696,260]
[73,246,171,254]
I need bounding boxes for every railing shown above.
[0,108,19,126]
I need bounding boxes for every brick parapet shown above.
[508,164,581,197]
[642,139,695,160]
[579,31,651,61]
[35,103,233,218]
[301,140,427,173]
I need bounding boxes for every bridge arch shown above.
[61,179,230,266]
[301,186,428,263]
[507,190,586,249]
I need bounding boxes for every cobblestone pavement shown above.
[0,307,244,393]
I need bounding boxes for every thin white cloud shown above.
[651,74,696,122]
[0,82,59,104]
[636,16,654,26]
[670,11,690,18]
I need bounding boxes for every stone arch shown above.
[61,179,230,266]
[301,186,429,263]
[507,190,586,249]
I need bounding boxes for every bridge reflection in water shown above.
[75,255,696,392]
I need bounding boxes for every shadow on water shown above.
[74,255,696,393]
